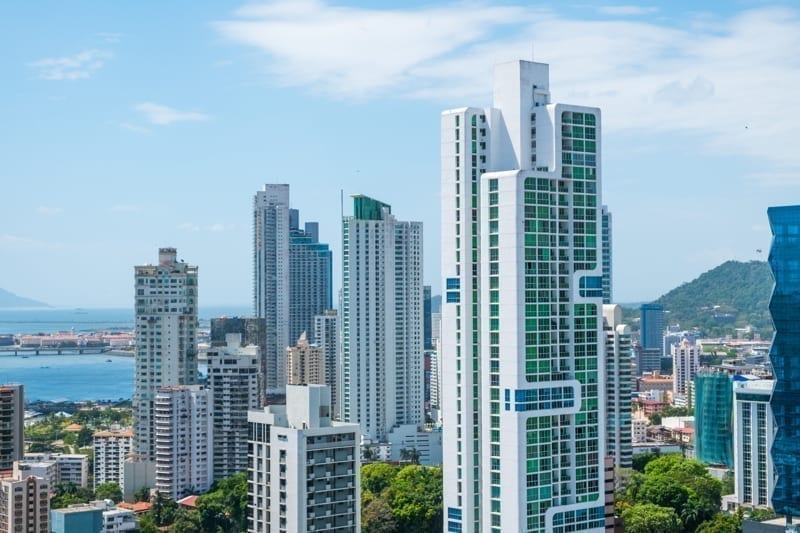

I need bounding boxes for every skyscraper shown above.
[672,339,699,398]
[254,185,332,396]
[0,384,23,471]
[247,384,360,532]
[133,248,198,461]
[254,184,291,396]
[603,305,632,469]
[601,206,612,304]
[154,385,213,499]
[207,333,261,481]
[314,310,340,420]
[424,285,433,350]
[767,205,800,518]
[0,476,49,532]
[210,316,268,406]
[286,332,325,387]
[637,304,664,376]
[694,371,733,467]
[441,60,606,532]
[732,377,774,509]
[341,195,424,442]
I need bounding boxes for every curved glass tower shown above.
[767,205,800,519]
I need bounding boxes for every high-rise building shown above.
[93,427,133,490]
[441,60,606,532]
[247,384,360,532]
[424,286,433,350]
[672,339,699,399]
[314,310,340,420]
[133,248,198,461]
[254,185,333,397]
[603,305,632,469]
[254,184,291,396]
[341,195,424,442]
[732,377,775,509]
[767,205,800,518]
[153,385,212,499]
[289,215,333,344]
[639,304,664,350]
[0,475,50,532]
[207,333,261,481]
[286,332,325,387]
[210,317,268,405]
[694,371,733,467]
[0,384,23,471]
[601,206,612,304]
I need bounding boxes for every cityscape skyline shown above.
[3,1,798,308]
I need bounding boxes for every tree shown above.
[389,465,443,532]
[632,450,662,472]
[399,447,421,465]
[636,475,690,512]
[362,498,398,533]
[622,504,682,533]
[172,508,202,533]
[151,491,178,527]
[134,485,151,503]
[197,472,249,532]
[137,513,159,533]
[361,462,400,496]
[695,513,742,533]
[94,482,123,503]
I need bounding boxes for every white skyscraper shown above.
[314,310,341,419]
[341,195,424,443]
[603,305,632,469]
[441,60,606,532]
[133,248,198,461]
[254,185,291,396]
[93,427,133,490]
[254,185,333,397]
[733,377,775,509]
[207,333,261,481]
[154,385,213,499]
[672,339,699,398]
[247,384,360,532]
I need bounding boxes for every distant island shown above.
[0,288,50,308]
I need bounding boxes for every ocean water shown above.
[0,305,249,402]
[0,354,135,402]
[0,305,251,335]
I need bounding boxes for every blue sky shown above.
[2,1,799,308]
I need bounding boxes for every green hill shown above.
[0,288,49,308]
[626,260,774,337]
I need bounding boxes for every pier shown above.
[0,346,112,356]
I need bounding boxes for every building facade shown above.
[133,248,198,461]
[767,205,800,518]
[0,475,50,532]
[0,384,23,471]
[733,377,775,509]
[441,60,606,532]
[247,385,360,532]
[254,185,332,397]
[314,310,340,420]
[694,371,733,467]
[341,195,424,442]
[286,332,325,387]
[639,304,664,351]
[600,206,612,304]
[207,333,261,481]
[93,427,132,490]
[210,316,268,406]
[672,339,700,398]
[603,305,632,469]
[153,386,213,499]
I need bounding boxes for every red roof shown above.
[177,495,199,509]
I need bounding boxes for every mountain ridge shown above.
[0,288,50,308]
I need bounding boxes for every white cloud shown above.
[30,49,111,81]
[120,122,151,134]
[135,103,209,125]
[215,2,800,180]
[36,206,63,215]
[596,5,659,16]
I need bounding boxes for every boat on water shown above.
[106,359,112,362]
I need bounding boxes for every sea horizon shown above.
[0,304,253,335]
